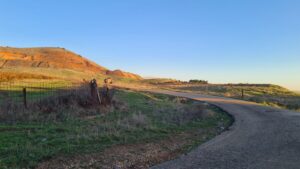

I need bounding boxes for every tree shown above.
[189,79,208,84]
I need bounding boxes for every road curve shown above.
[150,90,300,169]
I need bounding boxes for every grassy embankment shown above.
[0,86,232,168]
[163,83,300,111]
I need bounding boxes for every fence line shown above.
[0,81,85,107]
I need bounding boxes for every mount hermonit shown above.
[0,47,142,81]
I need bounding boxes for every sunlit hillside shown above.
[0,47,142,84]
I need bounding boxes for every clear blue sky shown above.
[0,0,299,90]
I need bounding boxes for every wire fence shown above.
[0,79,117,123]
[0,81,85,107]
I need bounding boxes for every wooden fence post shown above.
[101,78,114,106]
[23,88,28,109]
[90,79,101,105]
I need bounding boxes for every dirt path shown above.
[150,90,300,169]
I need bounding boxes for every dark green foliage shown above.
[189,79,208,84]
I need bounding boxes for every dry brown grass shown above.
[0,72,54,81]
[159,83,300,111]
[0,85,119,123]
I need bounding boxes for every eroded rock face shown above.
[0,47,107,72]
[0,47,143,80]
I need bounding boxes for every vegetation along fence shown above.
[0,79,114,112]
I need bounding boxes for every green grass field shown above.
[0,80,78,105]
[0,89,232,168]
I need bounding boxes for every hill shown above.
[0,47,142,81]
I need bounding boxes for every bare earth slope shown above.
[0,47,142,80]
[151,90,300,169]
[0,47,106,72]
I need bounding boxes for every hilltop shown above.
[0,47,142,81]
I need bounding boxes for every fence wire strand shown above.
[0,81,84,109]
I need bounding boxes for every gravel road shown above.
[151,90,300,169]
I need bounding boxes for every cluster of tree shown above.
[189,79,208,84]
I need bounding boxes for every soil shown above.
[36,129,216,169]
